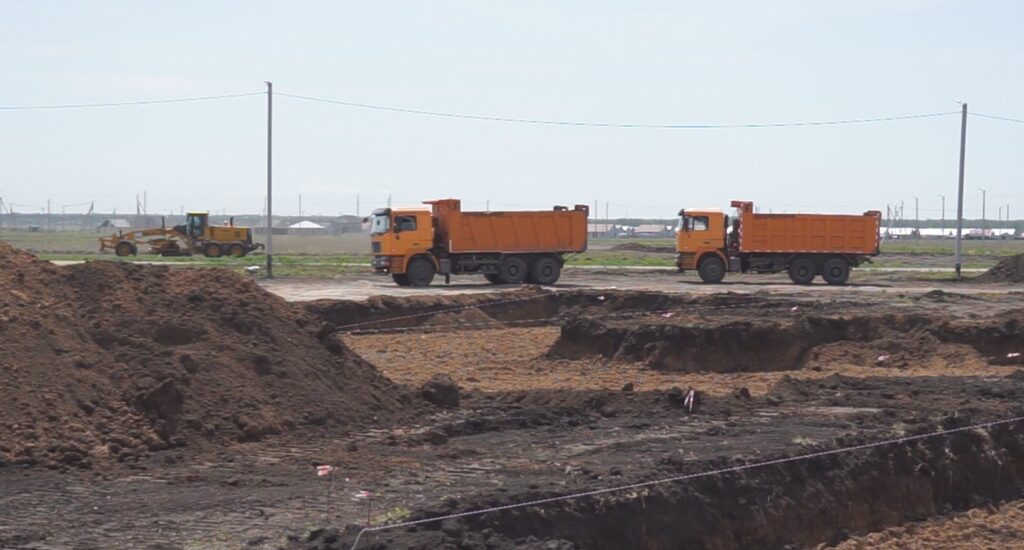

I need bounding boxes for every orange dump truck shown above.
[370,199,589,286]
[676,200,882,285]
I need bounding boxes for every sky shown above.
[1,0,1022,220]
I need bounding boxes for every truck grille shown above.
[371,242,381,253]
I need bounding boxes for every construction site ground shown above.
[3,250,1024,549]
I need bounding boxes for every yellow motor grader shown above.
[99,212,264,258]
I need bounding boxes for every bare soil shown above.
[3,242,1024,549]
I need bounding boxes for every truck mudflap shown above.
[728,256,742,273]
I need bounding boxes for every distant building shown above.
[629,224,675,238]
[287,220,328,236]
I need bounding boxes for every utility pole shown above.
[954,103,967,278]
[47,199,52,233]
[356,194,360,217]
[299,194,302,218]
[913,196,919,235]
[486,200,490,212]
[938,194,945,233]
[387,193,392,209]
[978,188,986,236]
[605,202,609,233]
[143,191,147,215]
[265,80,274,278]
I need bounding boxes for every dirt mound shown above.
[609,242,675,254]
[0,241,407,470]
[974,254,1024,284]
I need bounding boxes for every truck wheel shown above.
[528,256,561,285]
[392,273,412,286]
[788,257,816,284]
[227,243,247,257]
[697,256,726,284]
[115,241,137,257]
[204,243,223,258]
[406,257,435,287]
[497,256,528,284]
[821,258,850,285]
[483,273,502,284]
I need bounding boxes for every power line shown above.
[971,112,1024,124]
[0,91,263,111]
[278,92,958,129]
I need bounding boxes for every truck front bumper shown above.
[371,255,390,272]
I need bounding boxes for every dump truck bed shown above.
[426,199,588,254]
[738,210,881,255]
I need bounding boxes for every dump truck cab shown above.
[369,207,436,277]
[675,209,729,279]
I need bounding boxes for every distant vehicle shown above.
[369,199,589,286]
[676,200,882,285]
[99,212,264,257]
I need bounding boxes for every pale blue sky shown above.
[1,0,1021,219]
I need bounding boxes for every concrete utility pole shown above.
[938,194,946,233]
[356,194,360,217]
[299,194,302,218]
[978,188,986,235]
[387,194,392,209]
[954,103,967,278]
[913,196,919,234]
[265,81,274,278]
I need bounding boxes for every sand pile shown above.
[0,242,407,470]
[974,254,1024,284]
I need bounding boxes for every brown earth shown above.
[0,242,410,471]
[829,500,1024,549]
[974,253,1024,283]
[4,244,1024,549]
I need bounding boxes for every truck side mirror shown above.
[393,225,402,234]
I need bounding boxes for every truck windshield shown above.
[678,215,708,232]
[369,214,391,236]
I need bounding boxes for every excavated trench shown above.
[413,418,1024,549]
[547,312,1024,372]
[336,374,1024,549]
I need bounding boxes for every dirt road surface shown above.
[262,267,1009,302]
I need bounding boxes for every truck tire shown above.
[821,258,850,285]
[497,256,528,284]
[788,257,816,284]
[406,257,435,287]
[528,256,561,285]
[697,256,726,284]
[227,243,247,257]
[392,273,412,286]
[484,273,502,284]
[115,241,137,257]
[204,243,223,258]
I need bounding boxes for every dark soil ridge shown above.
[547,311,1024,372]
[974,253,1024,284]
[306,289,862,335]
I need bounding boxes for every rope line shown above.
[349,413,1024,549]
[279,93,958,129]
[0,92,264,111]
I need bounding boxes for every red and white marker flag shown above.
[353,490,373,500]
[316,465,334,477]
